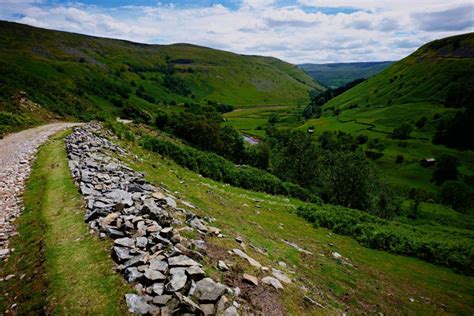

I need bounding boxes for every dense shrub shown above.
[439,181,473,212]
[392,123,413,140]
[432,154,459,185]
[120,103,151,124]
[297,205,474,275]
[141,136,319,202]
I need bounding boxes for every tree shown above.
[357,134,368,144]
[432,154,459,185]
[268,130,320,189]
[415,116,428,128]
[246,143,270,170]
[395,155,404,164]
[367,138,385,154]
[268,113,280,124]
[392,123,413,140]
[439,181,473,212]
[318,151,379,210]
[219,125,245,163]
[154,110,169,129]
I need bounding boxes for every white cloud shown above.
[0,0,472,63]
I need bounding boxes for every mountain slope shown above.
[324,33,474,110]
[299,61,393,88]
[0,21,323,130]
[301,33,474,192]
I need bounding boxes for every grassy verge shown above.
[0,130,131,314]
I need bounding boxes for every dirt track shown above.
[0,123,82,261]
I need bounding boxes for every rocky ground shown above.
[0,123,81,262]
[66,123,295,315]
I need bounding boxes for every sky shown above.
[0,0,473,63]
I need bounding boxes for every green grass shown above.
[223,105,305,137]
[113,124,474,315]
[0,130,131,314]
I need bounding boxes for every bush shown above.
[395,155,404,164]
[415,116,428,128]
[432,154,459,185]
[120,104,151,124]
[141,136,318,202]
[392,123,413,140]
[297,205,474,275]
[439,181,473,212]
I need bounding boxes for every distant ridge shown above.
[299,61,394,88]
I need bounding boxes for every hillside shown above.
[0,21,323,135]
[300,32,474,192]
[299,61,393,88]
[323,33,474,110]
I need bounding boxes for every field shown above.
[223,105,305,138]
[108,123,474,315]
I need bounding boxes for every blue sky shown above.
[0,0,472,63]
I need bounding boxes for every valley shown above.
[0,18,473,316]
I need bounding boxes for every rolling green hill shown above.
[299,61,393,88]
[323,33,474,110]
[301,32,474,192]
[0,21,323,135]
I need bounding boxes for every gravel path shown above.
[0,122,82,261]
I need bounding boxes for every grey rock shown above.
[232,249,261,268]
[114,237,135,248]
[125,267,144,283]
[164,197,177,208]
[243,274,258,286]
[84,210,99,223]
[216,295,229,314]
[113,246,133,262]
[200,304,215,315]
[223,306,238,316]
[152,282,165,296]
[186,265,205,281]
[122,253,146,269]
[153,295,172,306]
[106,227,125,239]
[272,268,292,284]
[168,255,199,267]
[125,293,150,314]
[144,269,166,282]
[136,237,148,249]
[165,268,187,292]
[194,278,227,303]
[149,259,168,272]
[189,218,208,232]
[218,260,229,271]
[261,276,283,290]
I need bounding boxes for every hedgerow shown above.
[141,136,320,203]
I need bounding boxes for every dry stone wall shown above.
[65,123,245,315]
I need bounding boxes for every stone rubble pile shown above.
[65,123,244,315]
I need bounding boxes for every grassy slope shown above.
[223,105,305,137]
[0,21,323,134]
[113,124,474,315]
[299,33,474,191]
[0,130,131,314]
[299,61,394,88]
